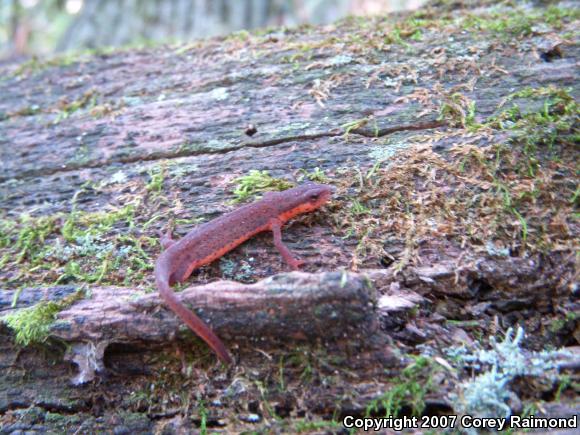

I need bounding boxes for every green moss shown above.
[460,7,578,39]
[146,166,166,193]
[554,374,572,401]
[225,29,251,42]
[2,289,84,346]
[365,356,444,418]
[297,167,328,183]
[294,419,342,433]
[13,53,80,78]
[549,312,578,333]
[438,93,479,130]
[384,21,425,45]
[173,41,203,55]
[54,89,99,123]
[335,83,576,267]
[197,399,208,434]
[231,170,294,202]
[462,13,533,38]
[0,202,154,290]
[487,86,577,182]
[62,205,135,242]
[0,214,58,267]
[342,117,378,137]
[543,5,580,27]
[8,104,42,118]
[339,13,442,49]
[501,85,576,110]
[2,301,60,346]
[350,199,371,216]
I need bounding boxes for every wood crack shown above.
[0,120,445,183]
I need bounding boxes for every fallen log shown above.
[32,271,377,383]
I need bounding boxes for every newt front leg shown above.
[270,218,305,270]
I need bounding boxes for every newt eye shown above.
[308,193,320,202]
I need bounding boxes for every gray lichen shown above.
[448,327,568,423]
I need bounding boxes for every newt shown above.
[155,183,334,365]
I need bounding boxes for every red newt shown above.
[155,183,334,365]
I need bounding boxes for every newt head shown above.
[296,182,334,210]
[275,182,334,223]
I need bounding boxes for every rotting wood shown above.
[47,271,377,383]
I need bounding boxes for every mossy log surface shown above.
[1,0,578,433]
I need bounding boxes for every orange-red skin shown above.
[154,183,333,365]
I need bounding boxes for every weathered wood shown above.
[54,271,376,382]
[54,271,375,343]
[1,0,578,432]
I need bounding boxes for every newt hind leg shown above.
[170,262,193,285]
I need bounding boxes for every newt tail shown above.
[154,183,334,365]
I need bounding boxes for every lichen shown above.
[448,327,568,422]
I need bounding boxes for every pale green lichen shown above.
[448,327,567,423]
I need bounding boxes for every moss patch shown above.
[0,192,156,291]
[231,170,294,202]
[335,86,578,269]
[2,289,84,346]
[365,356,445,418]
